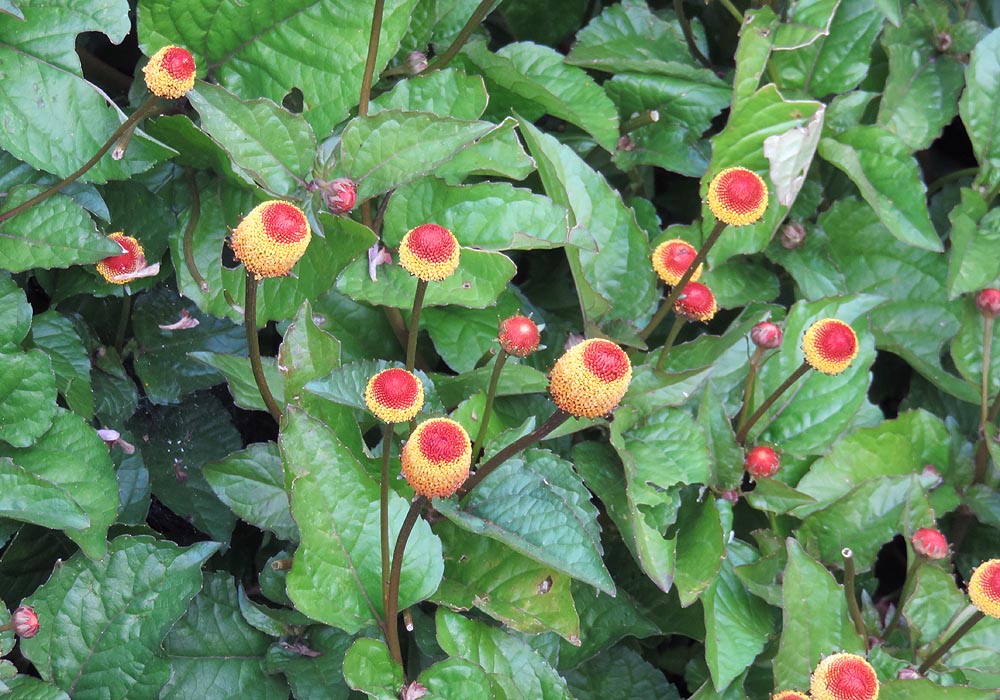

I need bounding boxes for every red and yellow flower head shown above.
[97,233,146,284]
[652,239,702,286]
[968,558,1000,618]
[911,528,948,560]
[772,692,810,700]
[399,223,460,282]
[707,167,769,226]
[802,319,858,375]
[549,338,631,418]
[143,46,196,99]
[499,315,541,358]
[674,281,717,322]
[810,653,879,700]
[365,368,424,424]
[401,418,472,499]
[230,201,311,278]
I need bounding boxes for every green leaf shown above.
[422,289,521,373]
[161,572,288,700]
[946,188,1000,296]
[0,0,171,182]
[732,9,779,107]
[502,0,588,46]
[0,408,117,558]
[699,260,780,309]
[133,393,241,542]
[431,361,548,407]
[278,299,342,398]
[0,457,90,531]
[21,536,219,700]
[0,272,30,349]
[0,187,121,273]
[436,608,574,700]
[879,679,997,700]
[336,247,515,310]
[674,497,726,607]
[342,638,403,700]
[818,126,942,252]
[138,0,421,135]
[189,351,286,413]
[418,657,493,700]
[458,41,619,151]
[1,676,70,700]
[435,447,614,595]
[339,110,497,200]
[771,0,840,51]
[370,68,488,119]
[263,626,354,700]
[0,0,22,20]
[304,359,445,417]
[877,6,965,150]
[282,408,443,632]
[433,518,580,642]
[382,178,575,251]
[203,442,298,541]
[698,382,745,491]
[772,539,864,690]
[25,311,93,419]
[951,299,1000,396]
[187,82,316,197]
[564,646,681,700]
[703,541,773,691]
[960,27,1000,189]
[431,117,536,183]
[518,117,656,327]
[744,478,817,515]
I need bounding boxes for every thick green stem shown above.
[718,0,745,23]
[244,272,283,422]
[423,0,499,73]
[0,98,161,226]
[183,172,208,292]
[735,346,767,436]
[735,361,811,445]
[639,220,726,340]
[842,548,868,649]
[974,317,995,484]
[918,608,985,673]
[379,422,393,640]
[406,280,428,373]
[471,350,509,461]
[621,110,660,134]
[656,316,687,371]
[673,0,712,68]
[358,0,385,117]
[459,410,570,498]
[386,496,426,674]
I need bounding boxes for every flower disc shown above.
[549,339,632,418]
[810,653,879,700]
[143,46,196,99]
[401,418,472,498]
[772,692,810,700]
[230,200,311,278]
[97,233,145,284]
[652,239,702,285]
[399,223,460,282]
[707,167,769,226]
[674,281,717,322]
[969,558,1000,618]
[499,315,541,357]
[365,368,424,423]
[802,319,858,375]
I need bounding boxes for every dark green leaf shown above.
[370,68,487,119]
[698,382,745,491]
[342,638,402,700]
[946,188,1000,297]
[564,646,681,700]
[304,359,444,417]
[732,9,779,107]
[1,676,70,700]
[431,361,547,407]
[263,626,354,700]
[422,289,521,373]
[879,679,997,700]
[674,497,727,607]
[25,311,93,419]
[278,299,342,398]
[432,117,536,183]
[189,351,286,413]
[959,27,1000,189]
[0,457,90,531]
[0,272,30,349]
[418,657,492,700]
[951,299,1000,397]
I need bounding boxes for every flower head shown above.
[320,178,357,215]
[143,46,196,99]
[399,224,460,282]
[401,418,471,498]
[652,239,702,286]
[976,288,1000,319]
[549,338,631,418]
[674,281,717,322]
[745,445,780,479]
[772,692,810,700]
[751,321,783,349]
[968,559,1000,618]
[707,167,769,226]
[499,315,540,357]
[365,368,424,424]
[230,200,311,278]
[97,233,151,284]
[911,528,948,560]
[802,319,858,375]
[810,653,879,700]
[11,606,39,638]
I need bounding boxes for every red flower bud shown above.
[745,445,780,479]
[674,281,717,322]
[498,315,540,357]
[911,527,948,560]
[751,321,783,349]
[976,288,1000,319]
[321,178,356,215]
[12,605,39,638]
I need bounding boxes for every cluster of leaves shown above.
[1,0,1000,698]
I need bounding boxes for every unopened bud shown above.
[750,321,783,349]
[718,489,740,505]
[911,528,948,560]
[12,606,39,638]
[935,32,952,52]
[976,288,1000,319]
[617,135,635,152]
[745,445,780,479]
[317,178,356,215]
[406,51,429,75]
[897,668,922,680]
[780,221,806,249]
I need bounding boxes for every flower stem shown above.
[459,409,570,498]
[842,548,868,649]
[974,317,995,484]
[735,361,811,446]
[918,608,985,674]
[358,0,385,117]
[379,422,393,640]
[0,98,161,227]
[673,0,712,68]
[386,496,427,673]
[639,220,726,340]
[656,316,687,371]
[718,0,745,24]
[244,271,282,422]
[735,346,767,437]
[423,0,499,73]
[183,171,208,292]
[471,350,509,461]
[406,279,428,373]
[621,110,660,134]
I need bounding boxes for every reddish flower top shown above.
[652,239,702,286]
[97,233,147,284]
[549,339,632,418]
[751,321,783,349]
[499,315,540,357]
[772,692,810,700]
[12,605,39,638]
[143,46,196,99]
[230,201,311,278]
[802,319,858,375]
[911,528,948,560]
[365,368,424,424]
[976,288,1000,319]
[323,178,356,215]
[707,167,769,226]
[968,558,1000,618]
[401,418,472,499]
[745,445,780,479]
[674,281,717,322]
[810,653,879,700]
[399,224,460,282]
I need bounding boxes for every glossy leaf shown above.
[370,68,488,119]
[946,188,1000,297]
[0,457,90,532]
[25,311,93,419]
[960,27,1000,189]
[0,272,31,349]
[674,497,727,607]
[189,351,286,413]
[565,646,681,700]
[263,626,354,700]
